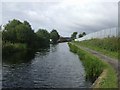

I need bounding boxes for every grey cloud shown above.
[2,0,118,36]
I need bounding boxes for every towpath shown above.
[73,43,119,88]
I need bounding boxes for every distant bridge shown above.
[58,37,71,43]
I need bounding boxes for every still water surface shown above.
[3,43,91,88]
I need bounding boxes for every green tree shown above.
[36,29,50,39]
[78,32,86,38]
[2,19,35,48]
[71,32,77,40]
[78,33,83,38]
[36,29,50,47]
[50,29,60,43]
[2,19,22,43]
[82,32,86,36]
[24,21,32,30]
[15,24,34,44]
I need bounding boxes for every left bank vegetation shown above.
[2,19,60,56]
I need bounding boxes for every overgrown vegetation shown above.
[50,29,60,44]
[2,19,60,56]
[68,43,105,82]
[2,42,27,56]
[68,43,118,88]
[99,63,117,88]
[74,37,118,59]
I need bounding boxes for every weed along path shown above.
[72,43,119,88]
[80,46,118,71]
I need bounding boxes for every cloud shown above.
[1,0,119,36]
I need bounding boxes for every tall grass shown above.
[68,43,105,82]
[68,43,118,88]
[75,37,118,59]
[2,42,27,56]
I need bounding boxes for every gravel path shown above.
[74,44,119,88]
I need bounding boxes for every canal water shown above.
[2,43,91,88]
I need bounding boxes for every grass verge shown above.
[68,42,118,88]
[74,37,118,60]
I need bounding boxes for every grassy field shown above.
[74,37,118,60]
[68,42,118,88]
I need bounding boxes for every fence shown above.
[75,27,118,41]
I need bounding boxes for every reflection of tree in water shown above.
[50,43,58,53]
[2,45,51,65]
[3,50,35,64]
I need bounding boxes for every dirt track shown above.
[74,44,119,88]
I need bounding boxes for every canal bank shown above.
[68,42,118,88]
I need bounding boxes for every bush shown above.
[2,42,27,56]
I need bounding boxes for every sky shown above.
[1,0,119,37]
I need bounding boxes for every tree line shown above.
[2,19,60,46]
[2,19,60,55]
[2,19,86,55]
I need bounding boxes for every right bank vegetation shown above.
[68,42,118,88]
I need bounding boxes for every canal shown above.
[2,43,91,88]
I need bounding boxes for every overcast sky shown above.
[1,0,119,37]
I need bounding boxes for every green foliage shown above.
[2,19,53,55]
[68,42,118,88]
[78,32,86,38]
[15,24,34,43]
[36,29,50,39]
[36,29,50,47]
[76,37,118,59]
[99,63,118,88]
[68,43,104,82]
[23,21,32,30]
[2,42,27,56]
[3,19,22,43]
[71,32,77,40]
[50,29,60,43]
[2,19,61,56]
[78,33,83,38]
[82,32,86,36]
[2,19,35,46]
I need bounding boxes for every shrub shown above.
[2,42,27,56]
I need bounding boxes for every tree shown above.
[50,29,60,43]
[82,32,86,36]
[78,32,86,38]
[15,24,34,44]
[2,19,35,47]
[2,19,22,43]
[71,32,77,40]
[36,29,50,47]
[24,21,32,30]
[78,33,83,38]
[36,29,50,39]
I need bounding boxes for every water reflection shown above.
[35,47,50,57]
[3,51,35,65]
[2,43,92,88]
[50,44,58,53]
